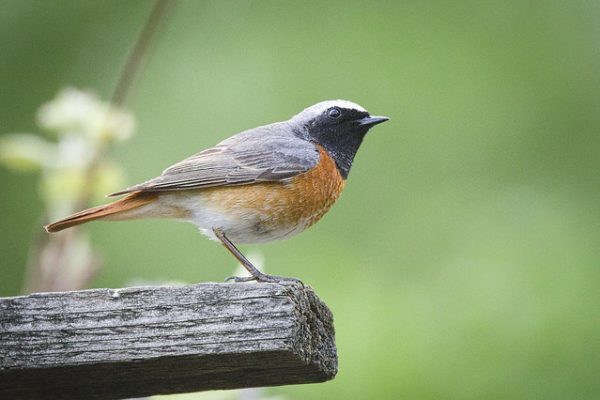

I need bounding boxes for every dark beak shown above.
[357,115,390,127]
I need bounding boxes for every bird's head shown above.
[290,100,389,178]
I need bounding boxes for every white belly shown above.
[154,190,312,244]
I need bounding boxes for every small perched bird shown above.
[45,100,388,282]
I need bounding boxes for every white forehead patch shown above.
[292,99,368,121]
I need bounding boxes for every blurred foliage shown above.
[1,87,133,219]
[0,87,135,292]
[1,1,599,399]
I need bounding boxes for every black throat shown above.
[313,127,369,179]
[292,106,377,179]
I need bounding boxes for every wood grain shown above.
[0,282,336,399]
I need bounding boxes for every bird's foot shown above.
[225,273,303,286]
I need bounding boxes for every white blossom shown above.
[37,87,135,143]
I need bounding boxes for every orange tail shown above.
[45,192,158,233]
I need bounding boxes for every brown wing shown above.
[110,123,319,196]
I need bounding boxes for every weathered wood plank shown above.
[0,282,336,399]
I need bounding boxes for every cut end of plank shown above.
[0,282,337,399]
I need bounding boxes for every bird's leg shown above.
[213,229,262,278]
[213,229,302,284]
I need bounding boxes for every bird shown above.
[45,100,389,282]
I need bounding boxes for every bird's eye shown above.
[327,107,342,119]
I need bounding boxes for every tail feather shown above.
[45,192,157,233]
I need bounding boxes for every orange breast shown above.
[198,146,345,239]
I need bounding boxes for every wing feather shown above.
[110,125,318,196]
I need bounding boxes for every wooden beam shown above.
[0,282,336,399]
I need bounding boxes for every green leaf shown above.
[0,133,56,172]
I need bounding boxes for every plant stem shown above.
[111,0,172,106]
[76,0,173,211]
[24,0,173,293]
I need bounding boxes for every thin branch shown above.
[24,0,173,294]
[111,0,172,106]
[76,0,173,211]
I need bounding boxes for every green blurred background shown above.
[1,1,599,398]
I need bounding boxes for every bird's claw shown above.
[225,273,304,286]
